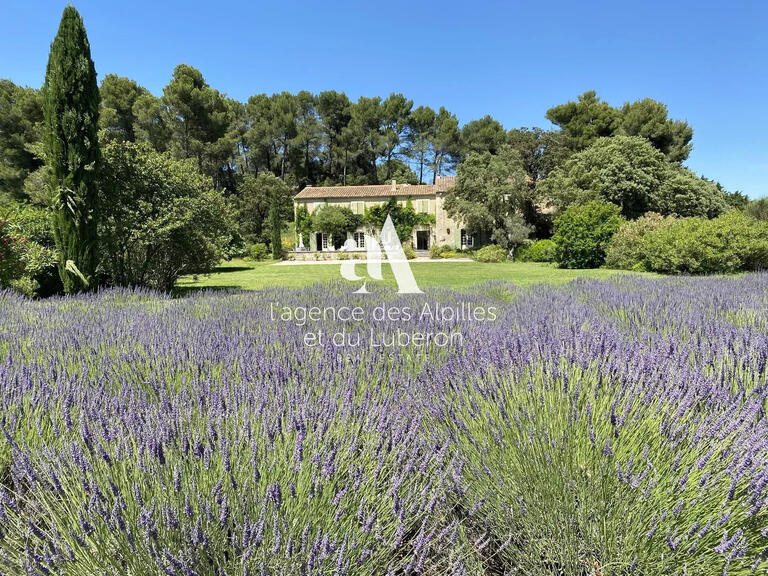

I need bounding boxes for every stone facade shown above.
[293,177,480,254]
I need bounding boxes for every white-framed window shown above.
[461,229,474,248]
[416,199,430,213]
[351,201,365,215]
[353,232,365,249]
[321,233,328,250]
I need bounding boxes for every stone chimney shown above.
[391,179,396,192]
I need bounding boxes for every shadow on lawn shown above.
[211,265,254,273]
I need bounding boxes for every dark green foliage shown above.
[270,187,284,260]
[21,166,51,207]
[249,243,269,261]
[0,216,25,289]
[236,173,292,245]
[132,93,171,152]
[312,205,361,243]
[5,205,60,296]
[607,211,768,274]
[42,6,101,293]
[445,146,533,248]
[517,239,557,262]
[540,136,729,220]
[547,91,693,161]
[315,90,352,183]
[295,204,312,242]
[474,244,508,263]
[98,74,148,142]
[540,136,666,219]
[604,213,671,271]
[546,91,620,151]
[348,95,385,183]
[430,107,461,182]
[653,165,729,218]
[380,93,413,182]
[98,141,236,291]
[502,128,568,238]
[553,201,625,268]
[723,189,749,210]
[407,105,436,183]
[617,98,693,162]
[162,65,232,185]
[376,159,418,184]
[0,80,43,202]
[746,197,768,221]
[363,197,433,242]
[460,115,506,155]
[429,244,455,259]
[506,127,572,183]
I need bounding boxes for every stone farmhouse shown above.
[293,176,484,255]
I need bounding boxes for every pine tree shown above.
[42,6,100,293]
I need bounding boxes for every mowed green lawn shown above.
[177,258,652,292]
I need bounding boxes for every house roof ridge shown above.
[295,178,454,200]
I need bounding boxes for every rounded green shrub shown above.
[249,243,269,261]
[641,211,768,274]
[604,211,768,274]
[518,239,557,262]
[604,213,672,271]
[553,201,625,269]
[474,244,508,263]
[429,244,454,259]
[403,245,416,260]
[746,197,768,221]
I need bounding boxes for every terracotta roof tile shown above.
[295,176,455,200]
[435,176,456,191]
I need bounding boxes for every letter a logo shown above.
[340,215,422,294]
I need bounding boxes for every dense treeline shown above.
[1,8,765,292]
[442,91,751,255]
[4,66,742,207]
[1,66,465,202]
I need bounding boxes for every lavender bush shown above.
[0,275,767,575]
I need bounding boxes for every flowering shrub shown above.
[1,276,768,574]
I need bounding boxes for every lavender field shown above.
[0,275,767,576]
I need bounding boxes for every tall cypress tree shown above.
[270,188,283,260]
[42,6,100,293]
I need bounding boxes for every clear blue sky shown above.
[2,0,767,198]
